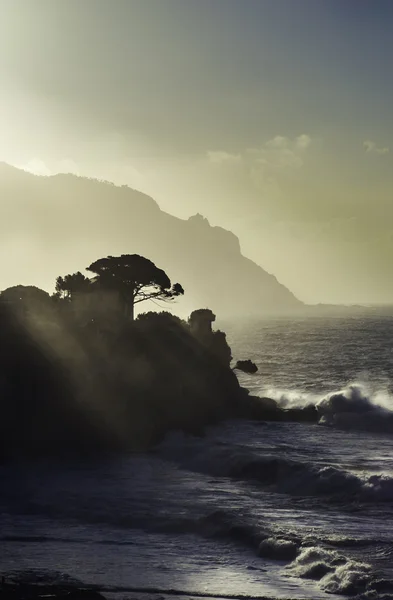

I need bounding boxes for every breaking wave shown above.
[263,383,393,434]
[159,438,393,503]
[286,545,393,598]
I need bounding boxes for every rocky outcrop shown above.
[189,309,232,367]
[0,296,320,461]
[0,304,243,458]
[234,360,258,374]
[0,580,105,600]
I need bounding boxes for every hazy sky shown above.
[1,0,393,304]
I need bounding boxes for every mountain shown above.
[0,163,302,316]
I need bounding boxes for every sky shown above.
[0,0,393,304]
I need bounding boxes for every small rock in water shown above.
[234,360,258,374]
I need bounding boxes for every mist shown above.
[3,4,393,599]
[1,0,393,305]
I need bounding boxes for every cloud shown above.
[207,134,312,171]
[363,140,389,155]
[264,134,311,152]
[207,151,242,164]
[204,134,312,208]
[296,134,311,150]
[250,134,312,170]
[255,146,303,169]
[265,136,289,149]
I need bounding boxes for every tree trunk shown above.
[129,300,135,321]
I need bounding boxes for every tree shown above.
[55,272,91,301]
[1,285,51,302]
[136,311,185,327]
[86,254,184,320]
[0,285,53,316]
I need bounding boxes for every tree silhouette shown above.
[55,272,91,301]
[1,285,52,313]
[86,254,184,320]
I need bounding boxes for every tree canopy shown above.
[86,254,184,319]
[1,285,52,309]
[55,272,91,301]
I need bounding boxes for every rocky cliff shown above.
[0,163,302,316]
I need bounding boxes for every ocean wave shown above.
[278,465,393,501]
[263,384,393,434]
[0,534,137,546]
[113,521,393,598]
[159,438,393,502]
[257,537,299,561]
[5,541,392,599]
[286,545,393,598]
[4,569,84,586]
[317,385,393,433]
[7,521,390,598]
[317,533,393,549]
[188,516,393,598]
[3,499,392,598]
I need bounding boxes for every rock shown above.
[257,397,278,411]
[236,394,282,421]
[0,582,106,600]
[283,404,319,423]
[189,309,233,367]
[234,360,258,374]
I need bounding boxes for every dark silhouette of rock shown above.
[0,579,106,600]
[0,238,320,461]
[189,309,232,367]
[283,404,319,423]
[234,359,258,374]
[189,308,216,338]
[0,299,243,458]
[239,395,282,421]
[0,285,322,461]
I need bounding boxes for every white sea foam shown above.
[260,383,393,433]
[287,545,375,596]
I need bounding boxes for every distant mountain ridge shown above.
[0,162,302,316]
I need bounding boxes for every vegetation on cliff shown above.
[0,254,242,459]
[0,252,319,461]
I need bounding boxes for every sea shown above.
[1,314,393,600]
